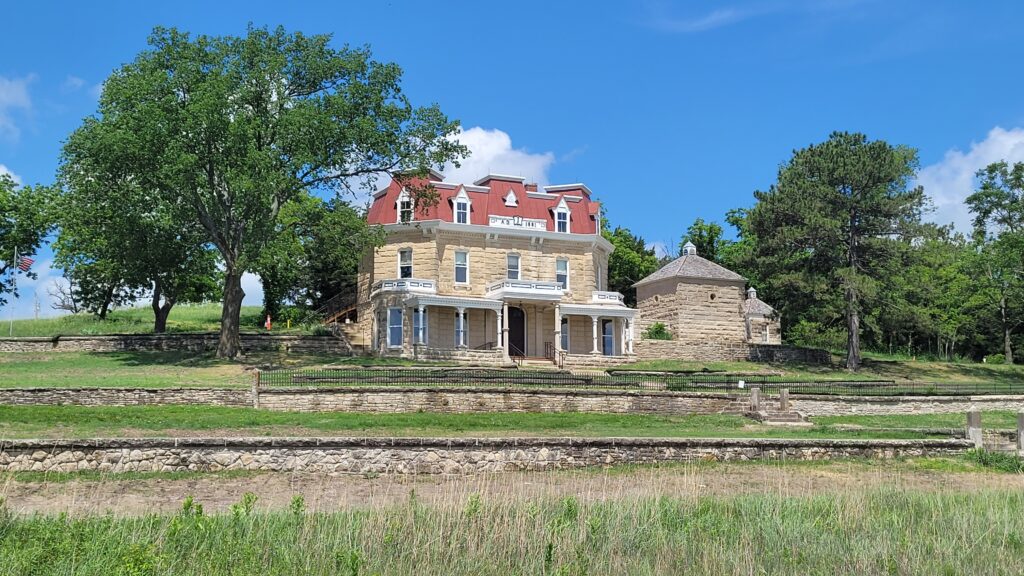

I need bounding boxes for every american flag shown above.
[16,256,33,272]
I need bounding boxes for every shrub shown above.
[966,449,1024,473]
[642,322,672,340]
[985,354,1006,365]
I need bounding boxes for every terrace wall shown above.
[633,340,830,364]
[0,437,973,475]
[0,387,251,407]
[0,334,352,355]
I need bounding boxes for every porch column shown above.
[554,304,562,352]
[619,318,626,356]
[591,315,600,354]
[502,302,510,362]
[456,306,466,348]
[627,318,634,354]
[416,305,425,345]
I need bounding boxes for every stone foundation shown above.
[633,339,830,364]
[791,394,1024,417]
[0,333,352,355]
[0,437,972,475]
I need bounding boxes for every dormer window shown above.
[554,198,570,233]
[396,189,413,223]
[453,189,471,224]
[504,189,518,207]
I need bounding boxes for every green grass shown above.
[619,357,1024,385]
[0,405,958,440]
[814,412,1022,430]
[2,488,1023,575]
[3,303,315,337]
[0,350,348,388]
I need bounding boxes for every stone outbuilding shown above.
[632,242,781,358]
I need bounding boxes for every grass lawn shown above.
[3,303,313,337]
[0,405,966,440]
[2,488,1022,575]
[814,412,1021,430]
[619,356,1024,385]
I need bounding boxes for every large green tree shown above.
[748,132,926,370]
[679,217,727,263]
[602,218,659,306]
[0,174,55,308]
[966,161,1024,362]
[76,25,465,357]
[58,126,220,331]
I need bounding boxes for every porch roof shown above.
[404,294,504,311]
[559,303,637,319]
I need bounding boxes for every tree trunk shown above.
[846,293,861,370]
[97,284,115,320]
[999,295,1014,364]
[217,269,246,359]
[151,281,175,334]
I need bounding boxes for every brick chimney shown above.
[525,183,538,192]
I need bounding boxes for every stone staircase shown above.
[746,387,811,426]
[337,322,367,354]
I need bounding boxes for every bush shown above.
[642,322,672,340]
[966,449,1024,473]
[985,354,1006,365]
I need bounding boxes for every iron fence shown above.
[255,367,1024,396]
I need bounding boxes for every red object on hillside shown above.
[264,315,272,331]
[367,171,601,234]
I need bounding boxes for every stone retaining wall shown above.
[633,339,830,364]
[256,387,739,414]
[0,333,352,355]
[0,437,972,475]
[790,394,1024,417]
[0,387,251,407]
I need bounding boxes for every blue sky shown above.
[4,0,1024,318]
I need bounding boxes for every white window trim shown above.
[396,188,413,224]
[556,258,569,290]
[507,253,521,280]
[454,250,469,285]
[504,189,518,207]
[554,197,570,233]
[453,189,472,225]
[398,248,413,279]
[387,307,404,348]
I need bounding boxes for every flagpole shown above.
[9,245,16,336]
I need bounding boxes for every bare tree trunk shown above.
[999,295,1014,364]
[151,281,175,334]
[846,290,861,370]
[217,269,245,359]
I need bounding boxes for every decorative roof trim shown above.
[474,173,527,185]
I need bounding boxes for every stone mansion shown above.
[350,171,784,367]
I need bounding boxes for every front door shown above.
[508,306,526,357]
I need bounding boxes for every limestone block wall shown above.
[0,387,251,407]
[747,316,783,345]
[0,437,972,475]
[635,279,746,344]
[790,394,1024,417]
[0,334,352,355]
[633,339,829,364]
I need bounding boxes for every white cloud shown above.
[917,126,1024,233]
[0,164,21,185]
[0,75,34,141]
[5,259,66,321]
[444,126,556,186]
[62,75,85,92]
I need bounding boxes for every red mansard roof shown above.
[366,173,600,234]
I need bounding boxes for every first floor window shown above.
[388,308,403,348]
[414,308,427,345]
[455,251,468,283]
[455,310,468,347]
[556,258,569,289]
[399,249,413,278]
[507,253,520,280]
[560,317,569,352]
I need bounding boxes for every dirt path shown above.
[4,462,1022,516]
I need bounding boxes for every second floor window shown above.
[454,251,468,284]
[455,200,468,224]
[556,258,569,289]
[399,249,413,278]
[556,210,568,233]
[507,253,520,280]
